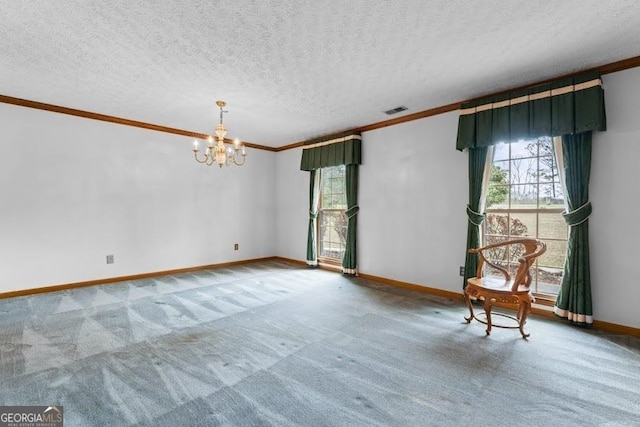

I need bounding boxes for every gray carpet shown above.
[0,260,638,426]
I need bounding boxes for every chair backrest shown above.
[469,238,547,292]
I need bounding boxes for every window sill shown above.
[317,259,342,272]
[532,294,556,307]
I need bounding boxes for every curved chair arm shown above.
[468,246,511,281]
[511,241,546,291]
[468,238,546,289]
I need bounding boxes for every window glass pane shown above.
[538,213,568,240]
[329,179,346,209]
[536,137,554,156]
[484,243,509,265]
[493,159,509,172]
[538,239,567,270]
[321,166,346,209]
[510,141,535,160]
[320,174,331,195]
[329,177,339,193]
[486,185,509,209]
[493,143,510,161]
[487,163,509,208]
[484,215,511,240]
[508,212,536,237]
[539,182,564,206]
[485,253,521,280]
[533,267,561,295]
[319,211,332,259]
[484,213,534,239]
[509,157,537,184]
[538,155,556,183]
[318,211,346,260]
[318,165,346,260]
[510,184,538,207]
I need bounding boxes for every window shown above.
[484,137,567,297]
[318,165,347,262]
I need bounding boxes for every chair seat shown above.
[467,277,531,294]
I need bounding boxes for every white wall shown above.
[0,104,275,292]
[358,112,468,292]
[274,68,640,329]
[273,111,467,291]
[591,67,640,328]
[274,146,308,261]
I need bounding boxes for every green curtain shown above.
[456,73,606,150]
[306,170,320,266]
[457,72,606,327]
[300,133,362,171]
[554,132,593,324]
[342,164,359,274]
[301,133,362,269]
[463,146,489,287]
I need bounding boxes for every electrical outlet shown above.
[459,266,465,276]
[234,243,239,251]
[106,254,115,264]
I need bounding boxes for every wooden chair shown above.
[464,238,546,338]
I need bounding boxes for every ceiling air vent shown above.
[383,105,408,115]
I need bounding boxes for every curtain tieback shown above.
[562,201,592,226]
[466,205,485,226]
[345,205,359,219]
[309,210,318,220]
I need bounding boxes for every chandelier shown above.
[193,100,246,167]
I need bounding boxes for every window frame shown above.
[483,137,567,301]
[316,165,347,264]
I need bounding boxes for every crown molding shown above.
[3,55,639,153]
[464,54,640,105]
[276,54,640,152]
[0,94,275,152]
[273,102,461,152]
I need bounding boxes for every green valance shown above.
[300,132,362,171]
[456,72,606,151]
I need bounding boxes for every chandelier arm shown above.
[194,151,209,164]
[232,153,246,166]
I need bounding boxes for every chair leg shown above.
[483,298,493,335]
[516,302,525,322]
[464,292,475,324]
[518,301,531,339]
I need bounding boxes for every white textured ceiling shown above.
[2,1,640,147]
